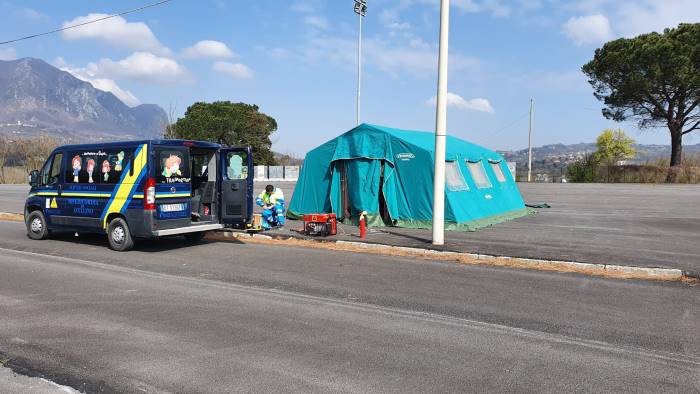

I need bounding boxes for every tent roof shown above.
[330,124,503,162]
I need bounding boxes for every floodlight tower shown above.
[354,0,367,126]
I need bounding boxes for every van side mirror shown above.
[29,170,39,186]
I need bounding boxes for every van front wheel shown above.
[107,217,134,251]
[26,211,49,240]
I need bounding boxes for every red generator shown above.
[302,213,337,236]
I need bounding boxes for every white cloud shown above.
[518,0,543,11]
[53,57,141,106]
[427,93,495,113]
[562,1,700,41]
[305,36,477,78]
[0,47,17,61]
[61,14,170,55]
[614,0,700,37]
[290,0,318,13]
[213,61,254,79]
[563,14,612,45]
[88,52,189,84]
[182,40,235,59]
[16,7,47,20]
[387,21,411,30]
[259,47,291,60]
[304,15,329,30]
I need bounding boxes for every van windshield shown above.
[156,149,191,184]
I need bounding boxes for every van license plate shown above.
[160,203,186,212]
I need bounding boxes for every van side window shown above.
[103,149,132,184]
[156,149,190,183]
[48,153,62,184]
[65,149,131,184]
[41,153,62,185]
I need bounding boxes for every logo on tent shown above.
[395,153,415,161]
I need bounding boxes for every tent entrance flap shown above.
[333,158,384,221]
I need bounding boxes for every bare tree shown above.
[275,150,304,166]
[16,135,62,174]
[0,136,10,183]
[162,103,179,139]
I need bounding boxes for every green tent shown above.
[288,124,531,230]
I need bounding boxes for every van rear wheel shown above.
[26,211,49,240]
[184,231,206,243]
[107,217,134,251]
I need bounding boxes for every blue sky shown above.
[1,0,699,155]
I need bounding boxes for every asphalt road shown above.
[0,220,699,392]
[3,182,700,272]
[0,184,29,214]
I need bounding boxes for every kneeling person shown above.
[256,184,285,229]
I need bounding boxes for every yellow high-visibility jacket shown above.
[256,188,285,206]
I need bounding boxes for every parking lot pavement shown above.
[2,182,699,273]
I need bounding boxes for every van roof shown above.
[56,139,222,151]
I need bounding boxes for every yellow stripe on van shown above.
[101,144,148,228]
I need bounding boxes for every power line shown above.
[0,0,174,46]
[486,111,530,135]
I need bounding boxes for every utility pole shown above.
[527,98,534,182]
[431,0,449,246]
[354,0,367,126]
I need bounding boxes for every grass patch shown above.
[0,212,24,222]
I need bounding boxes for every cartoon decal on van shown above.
[114,151,124,172]
[71,155,81,183]
[87,158,96,183]
[102,160,110,182]
[162,154,182,177]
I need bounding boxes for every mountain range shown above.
[0,57,167,141]
[501,142,700,163]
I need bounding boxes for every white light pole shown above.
[432,0,449,246]
[527,98,534,182]
[354,0,367,126]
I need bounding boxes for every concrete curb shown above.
[215,230,692,282]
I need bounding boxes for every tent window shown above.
[467,161,492,189]
[490,162,507,182]
[445,161,469,192]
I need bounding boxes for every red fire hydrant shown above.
[359,211,367,240]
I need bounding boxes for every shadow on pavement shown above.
[45,231,243,253]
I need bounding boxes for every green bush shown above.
[566,154,599,182]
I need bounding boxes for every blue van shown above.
[24,140,253,251]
